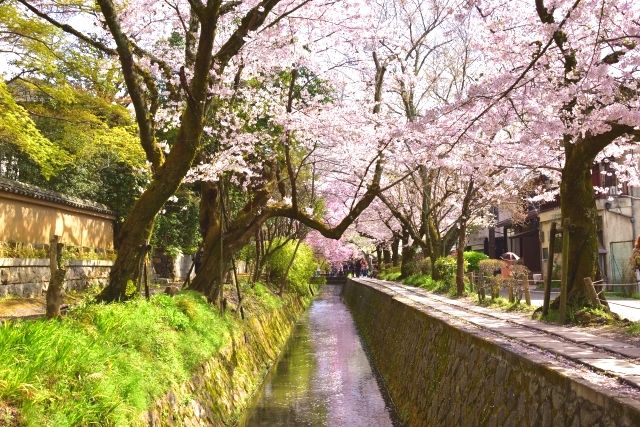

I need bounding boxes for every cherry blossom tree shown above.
[15,0,374,301]
[456,0,640,310]
[187,66,389,301]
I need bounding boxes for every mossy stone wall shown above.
[343,279,640,427]
[145,295,309,426]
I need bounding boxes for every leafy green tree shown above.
[265,239,318,295]
[1,4,148,221]
[0,81,69,178]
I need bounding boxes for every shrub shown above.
[463,251,489,272]
[478,259,504,300]
[264,239,318,295]
[434,256,466,283]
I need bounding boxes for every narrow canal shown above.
[239,284,400,426]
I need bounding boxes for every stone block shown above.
[21,283,41,298]
[0,268,9,285]
[9,284,23,297]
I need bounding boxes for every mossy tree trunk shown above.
[391,236,400,266]
[383,245,391,267]
[191,154,383,300]
[532,0,638,312]
[84,0,283,302]
[557,125,637,311]
[190,180,275,302]
[455,180,474,296]
[559,148,598,310]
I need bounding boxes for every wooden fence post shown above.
[543,222,557,316]
[46,235,66,319]
[584,277,601,308]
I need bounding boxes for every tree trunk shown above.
[391,236,400,266]
[456,222,467,296]
[190,182,225,302]
[383,246,391,266]
[98,96,208,301]
[191,180,275,300]
[543,222,557,315]
[400,229,412,278]
[558,150,599,310]
[400,245,417,278]
[455,180,474,296]
[252,228,263,284]
[95,3,241,302]
[488,226,496,258]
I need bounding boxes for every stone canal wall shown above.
[145,294,310,426]
[343,279,640,427]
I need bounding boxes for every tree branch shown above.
[96,0,163,171]
[17,0,116,55]
[271,160,384,240]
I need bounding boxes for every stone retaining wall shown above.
[145,294,310,426]
[0,258,112,298]
[343,279,640,427]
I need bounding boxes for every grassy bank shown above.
[0,284,290,426]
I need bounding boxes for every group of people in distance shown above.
[328,258,374,278]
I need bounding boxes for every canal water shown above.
[239,284,400,426]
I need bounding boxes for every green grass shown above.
[626,322,640,335]
[378,268,401,281]
[475,295,534,313]
[402,274,431,287]
[397,271,534,313]
[243,282,283,309]
[402,274,452,294]
[0,291,244,426]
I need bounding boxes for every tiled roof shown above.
[0,177,115,216]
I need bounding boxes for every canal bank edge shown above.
[343,279,640,427]
[144,292,312,426]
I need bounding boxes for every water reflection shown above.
[240,285,399,427]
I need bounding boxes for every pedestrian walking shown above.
[360,259,368,277]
